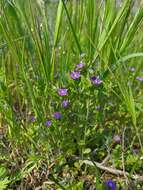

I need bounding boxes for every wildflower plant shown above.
[0,0,143,189]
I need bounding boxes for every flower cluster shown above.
[43,89,70,127]
[90,76,103,85]
[44,112,62,127]
[129,67,143,82]
[31,61,103,128]
[70,61,85,80]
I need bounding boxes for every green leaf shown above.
[83,148,91,154]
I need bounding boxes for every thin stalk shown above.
[61,0,82,54]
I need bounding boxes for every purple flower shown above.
[105,179,116,190]
[136,77,143,81]
[76,61,84,70]
[58,88,68,96]
[70,71,81,80]
[62,100,69,108]
[130,67,135,72]
[45,120,52,127]
[53,112,62,119]
[96,105,102,110]
[90,76,103,85]
[30,116,36,123]
[113,135,121,143]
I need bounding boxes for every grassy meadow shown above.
[0,0,143,189]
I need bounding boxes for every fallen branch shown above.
[81,160,143,181]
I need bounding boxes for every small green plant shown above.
[0,166,10,190]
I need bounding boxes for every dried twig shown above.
[101,154,110,165]
[81,159,143,181]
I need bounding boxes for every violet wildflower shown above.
[130,67,135,72]
[90,76,103,85]
[53,112,62,119]
[30,116,36,123]
[105,179,116,190]
[45,120,52,127]
[136,77,143,82]
[70,71,81,80]
[113,135,121,144]
[96,105,101,110]
[76,61,84,70]
[62,100,69,108]
[58,88,68,96]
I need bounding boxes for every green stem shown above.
[61,0,82,54]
